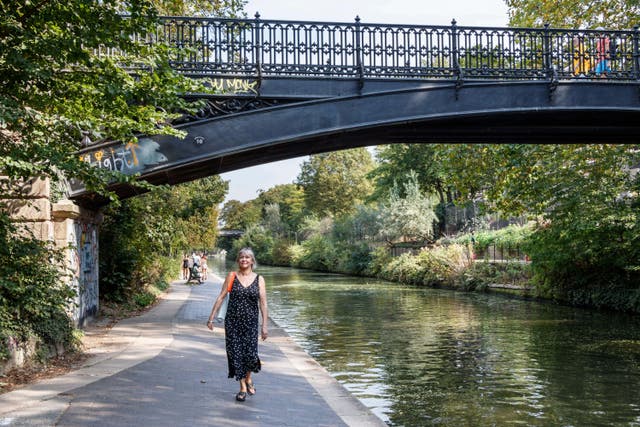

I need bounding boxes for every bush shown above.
[298,235,338,271]
[336,242,372,275]
[367,246,393,277]
[288,244,306,267]
[464,262,532,290]
[0,217,78,360]
[270,239,294,266]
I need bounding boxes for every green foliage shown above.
[0,0,220,201]
[220,199,261,230]
[368,144,450,204]
[256,184,306,233]
[270,239,296,266]
[378,172,439,244]
[0,217,78,357]
[297,235,338,271]
[155,0,247,17]
[0,0,241,365]
[451,223,534,253]
[444,143,640,310]
[367,246,394,277]
[287,244,306,267]
[505,0,640,29]
[100,178,226,301]
[367,243,471,287]
[465,262,532,290]
[335,242,373,275]
[231,225,275,265]
[297,148,374,218]
[332,205,381,244]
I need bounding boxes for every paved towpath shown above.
[0,275,385,427]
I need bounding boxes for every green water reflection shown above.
[214,260,640,426]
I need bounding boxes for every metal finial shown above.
[451,19,457,26]
[355,15,361,23]
[255,12,260,19]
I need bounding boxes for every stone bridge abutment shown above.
[5,177,101,328]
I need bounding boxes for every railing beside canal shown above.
[110,15,640,81]
[390,242,528,263]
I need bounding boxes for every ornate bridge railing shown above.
[120,15,640,81]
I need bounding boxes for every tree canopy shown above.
[368,144,450,204]
[505,0,640,29]
[297,148,374,218]
[0,0,214,197]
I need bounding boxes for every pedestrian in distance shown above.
[182,253,189,280]
[201,253,208,280]
[206,247,269,402]
[594,27,612,77]
[572,36,591,77]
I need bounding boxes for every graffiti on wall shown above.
[79,138,168,175]
[210,78,258,95]
[68,221,99,325]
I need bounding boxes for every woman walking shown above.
[206,247,268,401]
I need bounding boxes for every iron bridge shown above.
[71,15,640,205]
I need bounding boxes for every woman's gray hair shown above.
[236,247,257,269]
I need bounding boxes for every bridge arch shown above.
[71,79,640,206]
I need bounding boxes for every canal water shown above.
[212,259,640,426]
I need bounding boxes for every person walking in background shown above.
[594,28,611,77]
[201,253,208,281]
[182,253,189,280]
[572,36,591,77]
[206,247,269,402]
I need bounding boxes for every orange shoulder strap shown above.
[227,272,235,292]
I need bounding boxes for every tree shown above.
[443,143,640,308]
[378,172,439,244]
[155,0,246,17]
[369,144,451,204]
[99,176,227,299]
[1,0,215,197]
[220,199,261,230]
[505,0,640,29]
[0,0,238,349]
[256,184,305,232]
[297,148,374,218]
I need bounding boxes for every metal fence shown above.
[475,243,528,263]
[122,15,640,81]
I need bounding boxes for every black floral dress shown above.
[224,274,262,380]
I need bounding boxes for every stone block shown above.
[54,218,74,242]
[0,176,50,198]
[18,220,54,241]
[5,198,51,221]
[52,199,81,220]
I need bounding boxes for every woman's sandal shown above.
[246,381,256,396]
[235,391,247,402]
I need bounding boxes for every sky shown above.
[219,0,509,203]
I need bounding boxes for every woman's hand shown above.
[261,325,268,341]
[207,320,214,331]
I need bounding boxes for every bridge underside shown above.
[71,80,640,207]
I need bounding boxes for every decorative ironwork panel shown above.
[173,97,299,123]
[258,21,359,76]
[359,23,455,78]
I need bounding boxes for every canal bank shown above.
[0,276,384,427]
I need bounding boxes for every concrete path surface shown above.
[0,276,385,427]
